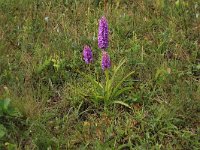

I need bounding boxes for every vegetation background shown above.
[0,0,199,149]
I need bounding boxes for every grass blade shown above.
[113,101,132,109]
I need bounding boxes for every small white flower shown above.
[44,16,49,22]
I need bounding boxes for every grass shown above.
[0,0,200,149]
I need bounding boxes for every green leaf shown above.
[79,71,103,90]
[0,98,21,117]
[0,98,11,112]
[37,58,52,73]
[113,101,132,109]
[5,142,17,150]
[0,124,7,138]
[112,71,134,96]
[7,108,21,117]
[104,59,127,101]
[113,86,133,98]
[110,59,126,88]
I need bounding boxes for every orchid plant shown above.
[79,16,134,109]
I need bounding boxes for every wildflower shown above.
[101,51,111,70]
[44,16,49,22]
[98,16,109,50]
[83,45,93,64]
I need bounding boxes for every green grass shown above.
[0,0,200,149]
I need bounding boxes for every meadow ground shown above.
[0,0,200,149]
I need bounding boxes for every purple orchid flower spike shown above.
[101,51,111,70]
[83,45,93,64]
[98,16,109,50]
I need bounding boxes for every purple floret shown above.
[101,51,111,70]
[83,45,93,64]
[98,16,109,50]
